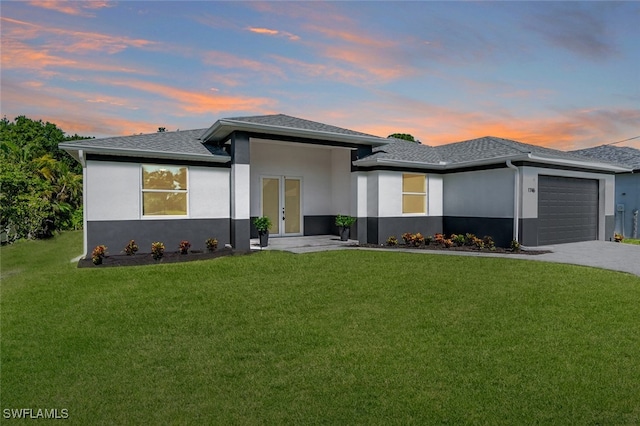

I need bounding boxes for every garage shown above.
[537,175,599,245]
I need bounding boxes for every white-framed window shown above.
[402,173,426,214]
[141,164,188,216]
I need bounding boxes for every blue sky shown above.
[1,1,639,149]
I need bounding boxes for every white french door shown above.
[261,176,302,236]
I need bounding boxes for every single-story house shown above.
[60,114,630,257]
[571,145,640,239]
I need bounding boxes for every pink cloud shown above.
[27,0,112,17]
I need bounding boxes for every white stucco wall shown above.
[443,168,515,218]
[249,140,351,216]
[85,160,230,221]
[365,171,442,217]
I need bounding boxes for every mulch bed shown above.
[355,243,551,255]
[78,247,250,268]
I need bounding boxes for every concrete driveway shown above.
[523,241,640,277]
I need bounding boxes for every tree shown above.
[158,127,166,132]
[0,116,89,242]
[388,133,419,143]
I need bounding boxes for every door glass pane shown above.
[284,178,301,234]
[262,178,279,234]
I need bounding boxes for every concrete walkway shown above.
[252,235,640,277]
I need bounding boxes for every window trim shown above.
[141,164,189,218]
[402,173,427,215]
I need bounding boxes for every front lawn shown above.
[623,238,640,245]
[2,232,639,424]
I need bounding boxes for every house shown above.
[60,114,629,257]
[571,145,640,239]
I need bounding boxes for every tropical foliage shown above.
[0,116,90,242]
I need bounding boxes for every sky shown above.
[1,1,639,150]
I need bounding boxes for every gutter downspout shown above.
[79,150,88,258]
[506,160,519,242]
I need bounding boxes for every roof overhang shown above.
[201,118,389,147]
[354,153,632,172]
[59,143,231,164]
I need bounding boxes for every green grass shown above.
[623,238,640,245]
[2,232,640,424]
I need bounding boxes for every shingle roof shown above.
[366,138,443,164]
[223,114,380,138]
[571,145,640,171]
[431,136,592,164]
[60,128,228,158]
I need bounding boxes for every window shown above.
[402,173,426,214]
[142,165,188,216]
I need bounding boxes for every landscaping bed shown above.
[356,242,550,255]
[77,247,248,268]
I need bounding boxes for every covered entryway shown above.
[261,176,302,236]
[537,175,598,245]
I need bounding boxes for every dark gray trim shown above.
[303,215,334,236]
[443,216,513,248]
[231,219,251,251]
[231,131,250,165]
[85,154,230,168]
[520,218,539,247]
[357,217,368,243]
[367,217,379,244]
[86,219,230,257]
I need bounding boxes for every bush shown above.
[124,240,138,256]
[206,238,218,252]
[335,215,356,227]
[510,240,521,252]
[91,245,107,265]
[151,242,165,260]
[386,236,398,246]
[402,232,424,247]
[178,240,191,254]
[614,233,624,242]
[483,236,496,251]
[451,234,466,247]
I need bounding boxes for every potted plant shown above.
[254,216,272,247]
[335,214,356,241]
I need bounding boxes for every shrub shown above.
[452,234,466,247]
[510,240,521,252]
[614,233,624,242]
[124,240,138,256]
[206,238,218,252]
[471,236,485,249]
[91,245,107,265]
[402,232,425,247]
[253,216,272,233]
[178,240,191,254]
[442,238,453,248]
[402,233,413,244]
[151,242,165,260]
[425,235,433,245]
[386,236,398,246]
[335,214,356,227]
[465,233,477,246]
[483,236,496,251]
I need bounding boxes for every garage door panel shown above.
[538,176,598,245]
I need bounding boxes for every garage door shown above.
[537,176,598,245]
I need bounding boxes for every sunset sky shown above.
[1,1,639,149]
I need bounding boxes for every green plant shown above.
[483,236,496,250]
[91,245,107,265]
[206,238,218,252]
[151,241,165,260]
[614,233,624,242]
[178,240,191,254]
[124,240,139,256]
[335,214,356,228]
[386,236,398,246]
[452,234,466,247]
[465,233,477,246]
[425,235,433,245]
[510,240,521,252]
[253,216,272,233]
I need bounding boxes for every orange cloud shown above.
[247,27,300,41]
[28,0,112,17]
[101,79,276,114]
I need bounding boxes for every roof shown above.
[571,145,640,171]
[200,114,389,146]
[354,136,630,172]
[59,115,630,173]
[59,129,230,163]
